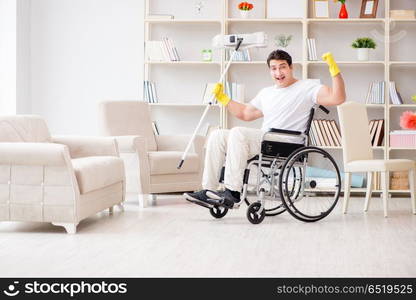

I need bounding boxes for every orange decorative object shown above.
[238,2,253,11]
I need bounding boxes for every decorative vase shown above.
[357,48,369,61]
[339,3,348,19]
[240,10,250,18]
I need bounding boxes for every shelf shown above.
[366,104,385,108]
[230,61,302,65]
[389,104,416,108]
[145,61,221,65]
[226,18,303,23]
[149,103,219,107]
[144,19,221,24]
[389,147,416,151]
[389,61,416,66]
[307,18,385,23]
[389,19,416,23]
[307,61,385,65]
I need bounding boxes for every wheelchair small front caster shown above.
[210,206,228,219]
[247,202,266,224]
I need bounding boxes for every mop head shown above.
[212,32,268,49]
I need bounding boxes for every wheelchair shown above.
[207,105,341,224]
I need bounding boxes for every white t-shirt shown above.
[250,79,322,142]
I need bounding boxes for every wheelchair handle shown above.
[318,105,330,114]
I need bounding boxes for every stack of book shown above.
[145,37,180,62]
[389,81,404,105]
[390,171,409,190]
[228,49,251,61]
[143,81,158,103]
[390,130,416,147]
[365,81,385,104]
[369,119,384,146]
[306,38,318,61]
[202,82,245,104]
[151,121,160,135]
[309,119,342,147]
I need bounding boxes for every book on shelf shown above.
[309,119,341,147]
[151,121,160,135]
[389,81,404,105]
[306,38,318,61]
[368,119,384,146]
[330,120,342,146]
[225,82,245,103]
[143,80,158,103]
[145,38,180,62]
[366,81,385,104]
[227,49,251,61]
[146,14,174,19]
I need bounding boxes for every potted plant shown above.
[238,2,253,18]
[274,34,293,50]
[334,0,348,18]
[351,37,376,61]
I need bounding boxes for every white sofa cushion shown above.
[148,151,199,175]
[71,156,124,194]
[345,159,415,173]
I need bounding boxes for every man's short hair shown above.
[267,50,292,67]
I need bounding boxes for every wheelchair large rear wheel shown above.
[279,146,341,222]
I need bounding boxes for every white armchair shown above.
[0,115,125,233]
[99,101,205,207]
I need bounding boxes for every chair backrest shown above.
[99,101,157,151]
[337,101,373,164]
[0,115,51,143]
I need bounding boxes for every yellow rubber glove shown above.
[322,52,340,77]
[212,83,231,106]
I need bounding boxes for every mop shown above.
[177,32,268,169]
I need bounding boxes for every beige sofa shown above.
[0,115,125,233]
[99,101,204,207]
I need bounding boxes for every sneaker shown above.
[206,189,241,209]
[183,190,214,208]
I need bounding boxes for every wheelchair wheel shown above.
[279,146,341,222]
[244,164,290,216]
[246,202,266,224]
[210,206,228,219]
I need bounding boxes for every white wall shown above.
[30,0,144,135]
[0,0,17,114]
[17,0,31,114]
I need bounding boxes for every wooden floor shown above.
[1,193,415,277]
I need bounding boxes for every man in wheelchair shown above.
[184,49,346,210]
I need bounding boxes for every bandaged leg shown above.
[202,129,230,190]
[224,127,263,192]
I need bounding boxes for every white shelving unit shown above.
[144,0,416,194]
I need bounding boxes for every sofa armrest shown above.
[112,135,143,153]
[156,135,205,152]
[52,136,119,158]
[0,143,70,166]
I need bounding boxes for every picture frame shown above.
[360,0,379,18]
[313,0,329,19]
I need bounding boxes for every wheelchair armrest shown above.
[268,128,302,136]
